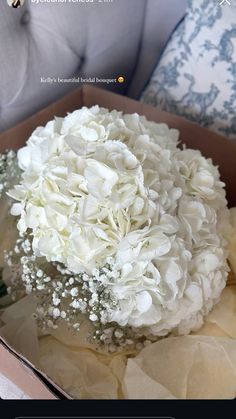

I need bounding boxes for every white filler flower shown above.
[9,106,230,336]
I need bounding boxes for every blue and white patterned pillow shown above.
[142,0,236,139]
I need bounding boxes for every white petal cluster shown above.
[8,106,230,336]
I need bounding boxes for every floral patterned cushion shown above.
[142,0,236,139]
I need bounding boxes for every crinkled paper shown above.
[1,284,236,399]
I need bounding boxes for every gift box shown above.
[0,85,236,399]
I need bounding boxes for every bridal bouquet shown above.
[1,105,236,398]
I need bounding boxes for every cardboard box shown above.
[0,85,236,399]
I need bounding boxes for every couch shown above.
[0,0,187,133]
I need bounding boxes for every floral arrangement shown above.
[0,106,231,351]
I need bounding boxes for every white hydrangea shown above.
[8,106,230,336]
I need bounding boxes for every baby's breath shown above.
[0,151,19,198]
[4,235,141,350]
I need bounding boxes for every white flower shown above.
[8,106,230,336]
[116,226,171,265]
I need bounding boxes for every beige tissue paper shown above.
[39,337,127,399]
[123,334,236,399]
[1,286,236,399]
